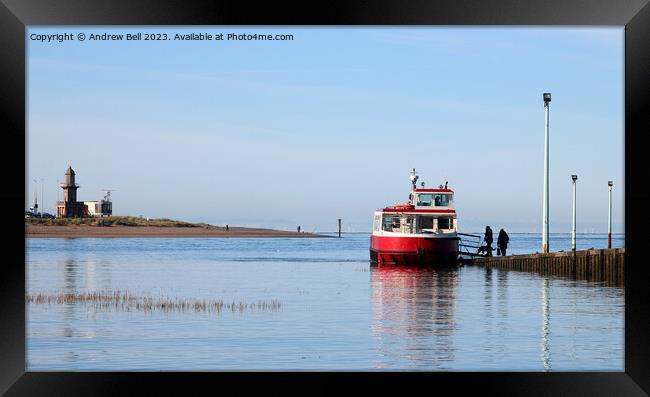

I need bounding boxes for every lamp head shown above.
[608,181,613,187]
[571,175,578,181]
[543,93,552,103]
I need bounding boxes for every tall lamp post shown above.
[571,175,577,251]
[608,181,613,248]
[542,93,551,253]
[41,178,44,217]
[32,179,39,216]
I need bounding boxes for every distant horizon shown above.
[27,26,624,233]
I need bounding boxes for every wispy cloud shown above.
[371,28,522,51]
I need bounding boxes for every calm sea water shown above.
[26,233,624,371]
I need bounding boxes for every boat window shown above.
[417,193,451,206]
[417,216,434,230]
[373,215,381,231]
[432,194,450,207]
[438,217,452,229]
[382,215,400,232]
[416,194,433,206]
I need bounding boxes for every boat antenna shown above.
[445,181,448,189]
[409,168,419,190]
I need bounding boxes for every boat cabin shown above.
[373,212,457,235]
[412,188,453,209]
[373,188,457,236]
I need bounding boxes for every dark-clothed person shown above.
[484,226,493,257]
[497,228,509,256]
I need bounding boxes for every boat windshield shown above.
[416,193,450,207]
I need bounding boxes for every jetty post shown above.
[338,218,342,238]
[542,93,551,253]
[608,181,613,248]
[571,175,577,251]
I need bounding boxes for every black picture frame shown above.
[1,0,648,395]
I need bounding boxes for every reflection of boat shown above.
[370,169,459,265]
[370,266,458,368]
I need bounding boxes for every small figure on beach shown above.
[497,228,509,256]
[484,226,493,257]
[297,226,301,233]
[226,225,229,232]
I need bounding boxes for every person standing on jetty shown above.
[484,226,494,257]
[497,228,509,256]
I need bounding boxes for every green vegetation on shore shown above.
[25,216,213,228]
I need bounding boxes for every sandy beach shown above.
[25,224,326,238]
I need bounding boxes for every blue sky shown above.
[27,27,623,233]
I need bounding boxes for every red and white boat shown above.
[370,169,460,265]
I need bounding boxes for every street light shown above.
[608,181,613,248]
[41,178,44,217]
[32,179,39,216]
[542,93,551,253]
[571,175,578,251]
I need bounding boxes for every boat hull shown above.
[370,234,459,265]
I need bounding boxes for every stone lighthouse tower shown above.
[62,166,78,202]
[55,166,86,217]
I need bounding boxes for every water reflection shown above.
[59,249,113,342]
[496,270,508,356]
[541,278,551,371]
[62,258,76,339]
[483,268,494,358]
[370,266,458,369]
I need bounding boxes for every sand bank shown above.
[25,224,325,238]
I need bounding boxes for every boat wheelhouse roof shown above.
[380,208,456,214]
[413,188,453,193]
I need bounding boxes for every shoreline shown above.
[25,224,327,238]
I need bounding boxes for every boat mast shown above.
[409,168,418,190]
[409,168,419,204]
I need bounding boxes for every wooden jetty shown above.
[469,248,625,287]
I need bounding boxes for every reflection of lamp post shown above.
[541,278,551,371]
[608,181,613,248]
[542,93,551,253]
[571,175,577,251]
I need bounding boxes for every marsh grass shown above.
[26,290,282,314]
